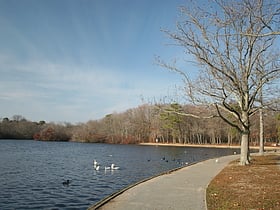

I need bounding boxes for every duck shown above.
[62,180,71,186]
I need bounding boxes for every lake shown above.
[0,140,239,210]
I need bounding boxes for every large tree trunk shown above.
[240,110,250,165]
[240,131,250,165]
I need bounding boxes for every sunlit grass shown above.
[207,154,280,210]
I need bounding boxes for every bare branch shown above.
[158,105,218,119]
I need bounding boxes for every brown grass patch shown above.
[207,154,280,210]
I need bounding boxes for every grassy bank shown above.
[207,154,280,210]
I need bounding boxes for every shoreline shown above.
[139,142,279,151]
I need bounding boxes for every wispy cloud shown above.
[0,54,160,122]
[0,0,186,122]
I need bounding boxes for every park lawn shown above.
[207,154,280,210]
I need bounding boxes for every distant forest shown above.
[1,104,279,145]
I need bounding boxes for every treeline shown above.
[1,104,279,145]
[0,115,73,141]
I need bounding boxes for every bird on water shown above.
[62,180,71,186]
[110,163,120,170]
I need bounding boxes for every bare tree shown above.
[255,33,280,153]
[160,0,280,165]
[12,115,26,122]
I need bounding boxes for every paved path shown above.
[89,155,238,210]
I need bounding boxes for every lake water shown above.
[0,140,238,210]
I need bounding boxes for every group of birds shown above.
[159,156,189,166]
[62,160,120,186]
[93,159,120,171]
[62,152,231,186]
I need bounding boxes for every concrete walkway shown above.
[89,155,238,210]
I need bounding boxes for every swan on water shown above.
[93,160,98,166]
[93,159,100,171]
[93,160,120,171]
[105,166,111,170]
[111,164,120,170]
[105,164,119,170]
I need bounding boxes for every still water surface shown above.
[0,140,238,209]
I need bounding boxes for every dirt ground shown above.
[207,153,280,210]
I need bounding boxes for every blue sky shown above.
[0,0,188,123]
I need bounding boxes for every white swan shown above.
[93,160,100,171]
[105,166,111,170]
[93,160,98,166]
[111,163,120,170]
